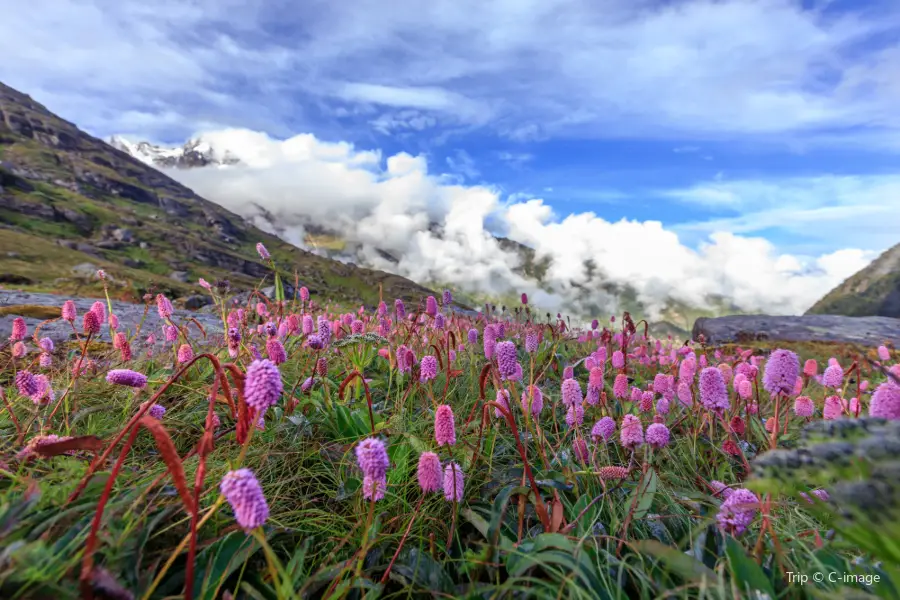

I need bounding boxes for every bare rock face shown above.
[0,290,224,345]
[692,314,900,347]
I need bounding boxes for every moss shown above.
[0,304,62,319]
[0,207,81,238]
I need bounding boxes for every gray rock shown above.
[169,270,189,283]
[0,290,223,345]
[183,294,212,310]
[112,227,133,242]
[260,283,296,299]
[692,314,900,347]
[139,242,149,249]
[70,262,99,277]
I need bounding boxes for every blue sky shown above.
[1,0,899,315]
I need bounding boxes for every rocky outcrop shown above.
[807,243,900,318]
[692,314,900,347]
[0,291,224,345]
[0,80,436,307]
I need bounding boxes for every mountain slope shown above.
[806,242,900,318]
[0,81,434,306]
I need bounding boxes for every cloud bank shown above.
[160,129,875,320]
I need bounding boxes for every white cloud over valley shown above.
[158,129,878,320]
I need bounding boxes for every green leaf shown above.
[274,272,285,303]
[487,485,527,554]
[194,532,263,600]
[532,532,576,554]
[633,540,718,584]
[724,536,775,598]
[630,468,657,522]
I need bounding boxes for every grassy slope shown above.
[0,295,896,598]
[0,82,433,306]
[807,243,900,318]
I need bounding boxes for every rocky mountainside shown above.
[107,135,240,169]
[692,314,900,347]
[806,242,900,318]
[0,81,434,306]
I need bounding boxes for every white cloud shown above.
[157,129,878,318]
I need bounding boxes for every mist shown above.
[163,128,874,321]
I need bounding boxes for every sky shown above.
[2,0,899,318]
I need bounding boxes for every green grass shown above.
[1,275,897,599]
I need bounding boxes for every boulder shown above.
[169,270,189,283]
[183,294,212,310]
[692,314,900,347]
[112,227,133,242]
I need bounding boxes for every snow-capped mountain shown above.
[107,135,240,169]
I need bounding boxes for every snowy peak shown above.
[107,135,240,169]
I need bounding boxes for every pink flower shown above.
[521,385,543,417]
[762,349,800,396]
[613,374,628,399]
[793,396,814,417]
[62,300,77,322]
[362,475,387,501]
[10,317,26,341]
[117,333,132,361]
[496,341,518,378]
[417,452,442,493]
[435,404,456,446]
[822,364,844,389]
[620,414,643,449]
[717,488,758,536]
[82,311,101,335]
[177,343,194,364]
[699,367,729,413]
[90,301,106,325]
[492,388,511,418]
[106,369,147,388]
[591,417,616,442]
[355,437,390,479]
[589,367,604,390]
[156,294,173,319]
[870,381,900,420]
[823,395,845,420]
[645,423,670,449]
[561,378,582,406]
[419,355,438,382]
[220,468,269,531]
[573,438,589,463]
[244,359,283,412]
[11,341,25,358]
[425,296,438,316]
[710,480,733,499]
[803,359,818,377]
[677,381,692,406]
[612,351,625,369]
[565,403,584,427]
[656,397,670,415]
[266,338,287,365]
[877,345,891,361]
[255,242,270,260]
[717,363,733,386]
[443,462,464,502]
